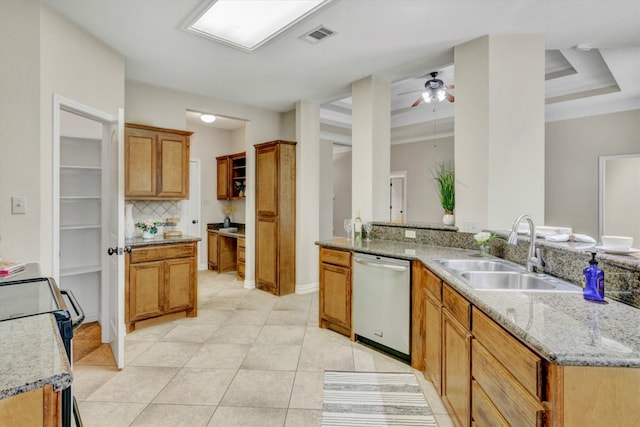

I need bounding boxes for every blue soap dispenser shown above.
[583,252,605,303]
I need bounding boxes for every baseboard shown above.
[243,279,256,289]
[296,281,319,295]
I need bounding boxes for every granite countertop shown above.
[125,234,201,247]
[317,237,640,368]
[0,314,72,400]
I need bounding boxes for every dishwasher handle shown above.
[354,257,408,272]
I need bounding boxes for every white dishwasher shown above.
[352,252,411,360]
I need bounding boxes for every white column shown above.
[351,75,391,221]
[454,34,545,230]
[295,100,321,293]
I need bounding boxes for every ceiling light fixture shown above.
[185,0,331,53]
[421,73,447,103]
[200,114,216,123]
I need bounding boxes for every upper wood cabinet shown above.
[125,123,192,200]
[217,151,246,200]
[255,140,296,296]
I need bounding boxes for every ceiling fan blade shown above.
[446,84,455,90]
[411,96,423,107]
[446,93,455,103]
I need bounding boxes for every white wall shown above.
[333,150,352,236]
[0,1,125,272]
[391,137,455,223]
[546,109,640,237]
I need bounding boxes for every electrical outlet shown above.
[464,220,480,233]
[405,248,416,255]
[405,230,416,238]
[12,197,26,214]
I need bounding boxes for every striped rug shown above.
[322,371,437,426]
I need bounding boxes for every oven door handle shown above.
[60,289,85,329]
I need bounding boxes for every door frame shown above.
[181,159,204,269]
[52,94,123,364]
[390,170,408,223]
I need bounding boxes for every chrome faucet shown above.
[508,214,539,273]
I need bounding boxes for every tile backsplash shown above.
[130,201,182,223]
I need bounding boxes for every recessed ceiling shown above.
[43,0,640,121]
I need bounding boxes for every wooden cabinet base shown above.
[126,242,197,332]
[0,386,60,427]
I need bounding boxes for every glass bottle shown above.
[353,209,362,242]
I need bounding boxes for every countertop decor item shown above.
[136,219,161,239]
[222,203,234,228]
[474,231,496,256]
[125,203,135,239]
[432,163,455,224]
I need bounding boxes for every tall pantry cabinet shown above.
[254,140,296,296]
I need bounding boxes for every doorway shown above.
[53,94,125,368]
[390,171,407,223]
[181,159,203,268]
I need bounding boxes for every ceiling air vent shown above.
[300,26,336,44]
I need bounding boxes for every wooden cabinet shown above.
[422,265,443,394]
[319,247,352,337]
[217,151,246,200]
[0,385,61,427]
[207,230,239,274]
[207,231,218,270]
[125,123,192,200]
[442,284,471,427]
[255,140,296,295]
[125,242,197,331]
[237,237,245,280]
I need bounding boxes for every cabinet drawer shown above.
[130,243,195,263]
[443,284,470,329]
[424,268,442,301]
[472,380,509,427]
[472,340,546,427]
[472,308,543,398]
[320,247,351,267]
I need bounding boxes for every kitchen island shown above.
[317,235,640,427]
[0,314,71,425]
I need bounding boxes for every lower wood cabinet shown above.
[126,242,197,331]
[0,385,60,427]
[442,285,472,427]
[423,268,443,394]
[207,231,218,270]
[207,230,240,274]
[319,247,352,337]
[237,237,245,280]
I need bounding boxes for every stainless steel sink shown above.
[459,271,581,292]
[435,259,524,273]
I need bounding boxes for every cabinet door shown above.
[442,308,472,427]
[424,289,443,394]
[125,128,157,198]
[255,144,279,216]
[164,258,195,313]
[208,231,218,270]
[129,261,164,322]
[216,157,229,200]
[256,217,278,293]
[157,132,189,198]
[319,262,351,335]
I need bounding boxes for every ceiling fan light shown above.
[436,89,446,102]
[200,113,216,123]
[421,91,433,103]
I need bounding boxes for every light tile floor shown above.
[75,270,453,426]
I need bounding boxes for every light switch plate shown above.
[12,196,26,214]
[464,220,480,233]
[405,230,416,238]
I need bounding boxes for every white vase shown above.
[125,203,135,239]
[142,230,154,239]
[443,213,455,226]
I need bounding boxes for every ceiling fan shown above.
[411,72,454,107]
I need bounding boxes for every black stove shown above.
[0,266,84,427]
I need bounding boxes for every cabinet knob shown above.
[192,219,198,224]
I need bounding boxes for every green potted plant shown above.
[432,163,455,225]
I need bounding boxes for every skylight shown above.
[185,0,331,53]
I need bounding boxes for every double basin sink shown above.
[434,258,581,292]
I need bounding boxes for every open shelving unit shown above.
[58,134,103,322]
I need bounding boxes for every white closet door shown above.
[106,109,125,369]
